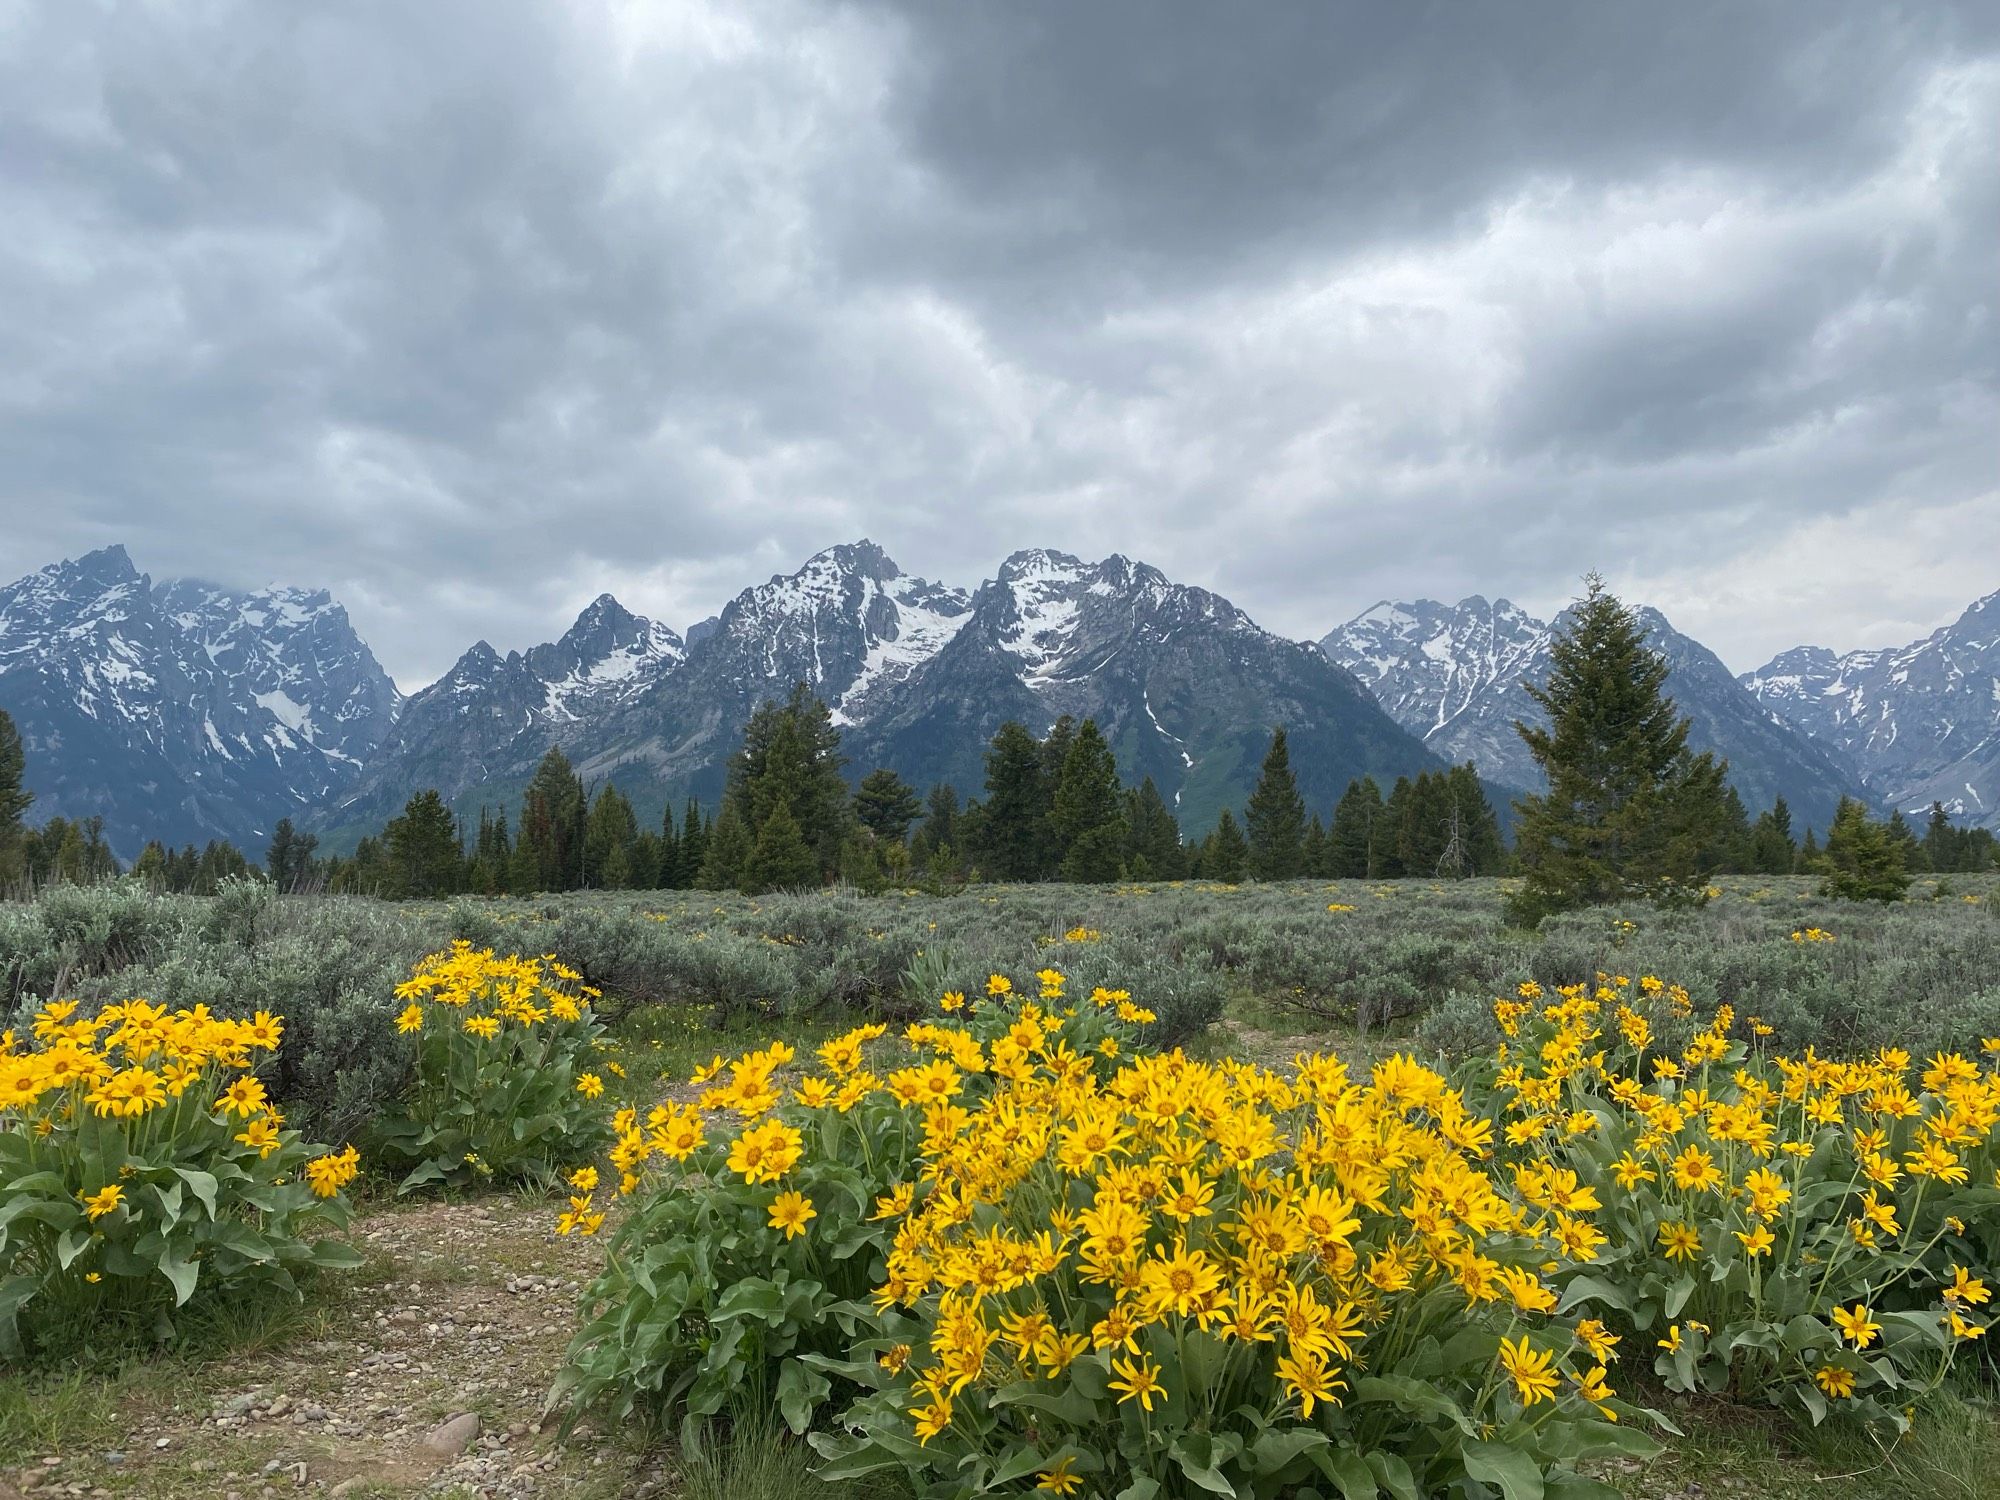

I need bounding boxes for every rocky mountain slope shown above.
[328,594,683,834]
[1743,590,2000,828]
[19,539,1975,858]
[0,547,400,855]
[845,550,1441,833]
[1321,596,1866,833]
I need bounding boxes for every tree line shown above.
[307,681,1516,897]
[4,614,1995,906]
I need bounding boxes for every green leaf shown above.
[1353,1375,1473,1434]
[1545,1479,1627,1500]
[1367,1452,1420,1500]
[1556,1274,1636,1316]
[1169,1434,1236,1495]
[173,1168,221,1220]
[1663,1273,1696,1318]
[1250,1427,1329,1477]
[1462,1439,1544,1500]
[158,1247,200,1306]
[1114,1481,1162,1500]
[1310,1446,1378,1500]
[711,1277,784,1323]
[775,1359,829,1435]
[55,1226,92,1270]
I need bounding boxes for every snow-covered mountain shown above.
[845,549,1439,833]
[21,537,1968,859]
[1743,590,2000,828]
[1321,596,1866,833]
[331,593,683,832]
[355,541,1439,837]
[0,547,400,855]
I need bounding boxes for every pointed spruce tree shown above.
[977,721,1049,882]
[1245,726,1307,880]
[1050,718,1127,883]
[1328,776,1382,878]
[0,708,31,888]
[1817,796,1911,902]
[1508,576,1732,923]
[1205,809,1249,883]
[854,768,923,845]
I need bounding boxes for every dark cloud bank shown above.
[1,1,1994,687]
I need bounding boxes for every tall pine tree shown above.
[1509,577,1732,923]
[1328,776,1382,878]
[1245,727,1307,880]
[1050,719,1126,882]
[977,722,1049,882]
[0,708,31,888]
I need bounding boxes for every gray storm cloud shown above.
[0,0,1994,688]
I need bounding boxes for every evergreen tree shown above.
[698,805,751,889]
[656,803,682,889]
[583,783,640,888]
[719,683,851,887]
[1509,576,1733,923]
[1245,727,1307,880]
[519,748,587,891]
[1375,777,1413,877]
[1885,808,1925,872]
[1919,802,1999,873]
[1205,810,1249,883]
[743,801,819,893]
[854,768,923,844]
[629,831,663,890]
[1796,827,1820,874]
[1818,796,1911,902]
[1300,814,1329,878]
[1124,777,1186,879]
[1923,802,1954,873]
[1050,719,1127,882]
[910,783,961,872]
[132,841,168,890]
[0,708,31,888]
[678,800,709,888]
[1445,765,1506,875]
[1749,797,1797,875]
[976,721,1049,882]
[265,817,320,892]
[1328,776,1382,879]
[385,789,463,897]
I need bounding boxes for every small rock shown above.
[266,1394,293,1418]
[329,1482,360,1499]
[100,1453,124,1466]
[424,1412,481,1457]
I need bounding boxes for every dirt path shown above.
[3,1198,668,1500]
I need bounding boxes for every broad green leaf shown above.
[158,1247,200,1306]
[1367,1451,1421,1500]
[1462,1439,1544,1500]
[173,1168,221,1219]
[1310,1446,1377,1500]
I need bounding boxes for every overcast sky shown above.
[2,1,1995,690]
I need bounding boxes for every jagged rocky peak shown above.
[0,545,401,854]
[1744,586,2000,826]
[528,593,682,677]
[691,540,973,723]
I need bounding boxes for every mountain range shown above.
[2,541,1993,860]
[1318,597,1869,835]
